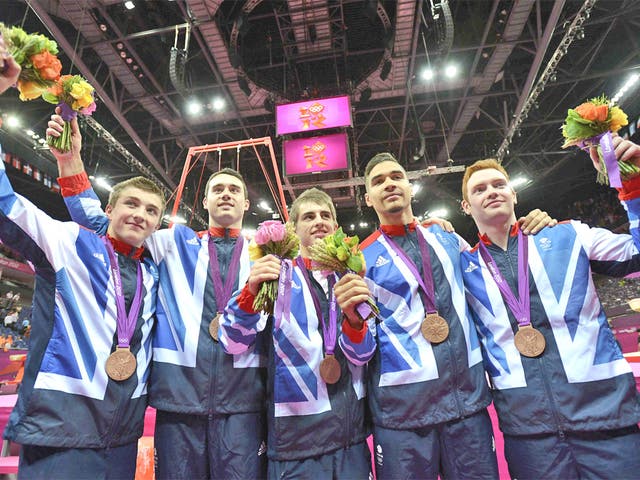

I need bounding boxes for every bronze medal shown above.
[319,354,341,384]
[421,313,449,344]
[105,347,137,381]
[209,313,221,342]
[514,324,546,357]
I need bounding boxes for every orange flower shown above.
[574,102,608,122]
[30,51,62,81]
[17,80,47,101]
[46,75,73,97]
[47,81,63,97]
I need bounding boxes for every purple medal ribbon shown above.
[296,257,338,356]
[208,234,245,313]
[477,229,530,328]
[102,238,144,349]
[380,228,438,314]
[579,131,620,188]
[273,258,293,329]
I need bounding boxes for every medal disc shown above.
[209,313,221,342]
[421,313,449,344]
[319,354,341,384]
[105,347,137,381]
[514,324,546,357]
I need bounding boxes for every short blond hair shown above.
[108,176,166,211]
[289,188,337,225]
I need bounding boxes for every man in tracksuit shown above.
[335,152,500,479]
[48,113,267,479]
[460,147,640,479]
[0,119,163,477]
[220,188,372,478]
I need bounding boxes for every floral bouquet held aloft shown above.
[561,95,633,187]
[248,221,300,316]
[308,227,379,321]
[43,75,96,153]
[0,23,62,101]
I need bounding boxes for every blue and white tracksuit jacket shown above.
[62,174,266,416]
[0,162,157,448]
[461,209,640,436]
[342,224,491,429]
[221,260,368,461]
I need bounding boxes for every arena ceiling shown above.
[1,0,639,239]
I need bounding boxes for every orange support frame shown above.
[169,137,289,226]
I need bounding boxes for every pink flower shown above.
[254,220,286,245]
[82,101,96,115]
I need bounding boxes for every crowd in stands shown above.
[558,189,628,232]
[0,291,29,350]
[0,243,26,264]
[594,274,640,312]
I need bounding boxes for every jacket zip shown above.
[208,233,223,415]
[410,226,465,416]
[538,355,564,437]
[104,257,145,445]
[501,240,564,437]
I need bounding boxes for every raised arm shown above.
[0,146,73,267]
[0,38,76,265]
[608,137,640,250]
[580,138,640,275]
[47,111,109,235]
[47,109,84,177]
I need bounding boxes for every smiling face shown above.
[365,160,414,225]
[461,167,517,229]
[294,201,338,255]
[105,186,164,247]
[202,173,249,229]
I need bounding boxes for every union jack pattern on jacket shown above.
[461,204,640,435]
[0,161,157,448]
[62,176,266,415]
[343,224,491,429]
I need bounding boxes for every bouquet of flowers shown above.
[308,227,378,320]
[561,95,633,186]
[0,23,62,100]
[43,75,96,152]
[248,220,300,315]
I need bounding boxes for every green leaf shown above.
[346,255,362,273]
[41,92,58,104]
[562,120,599,140]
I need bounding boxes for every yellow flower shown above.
[248,241,264,262]
[609,106,628,133]
[17,80,47,101]
[70,81,94,110]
